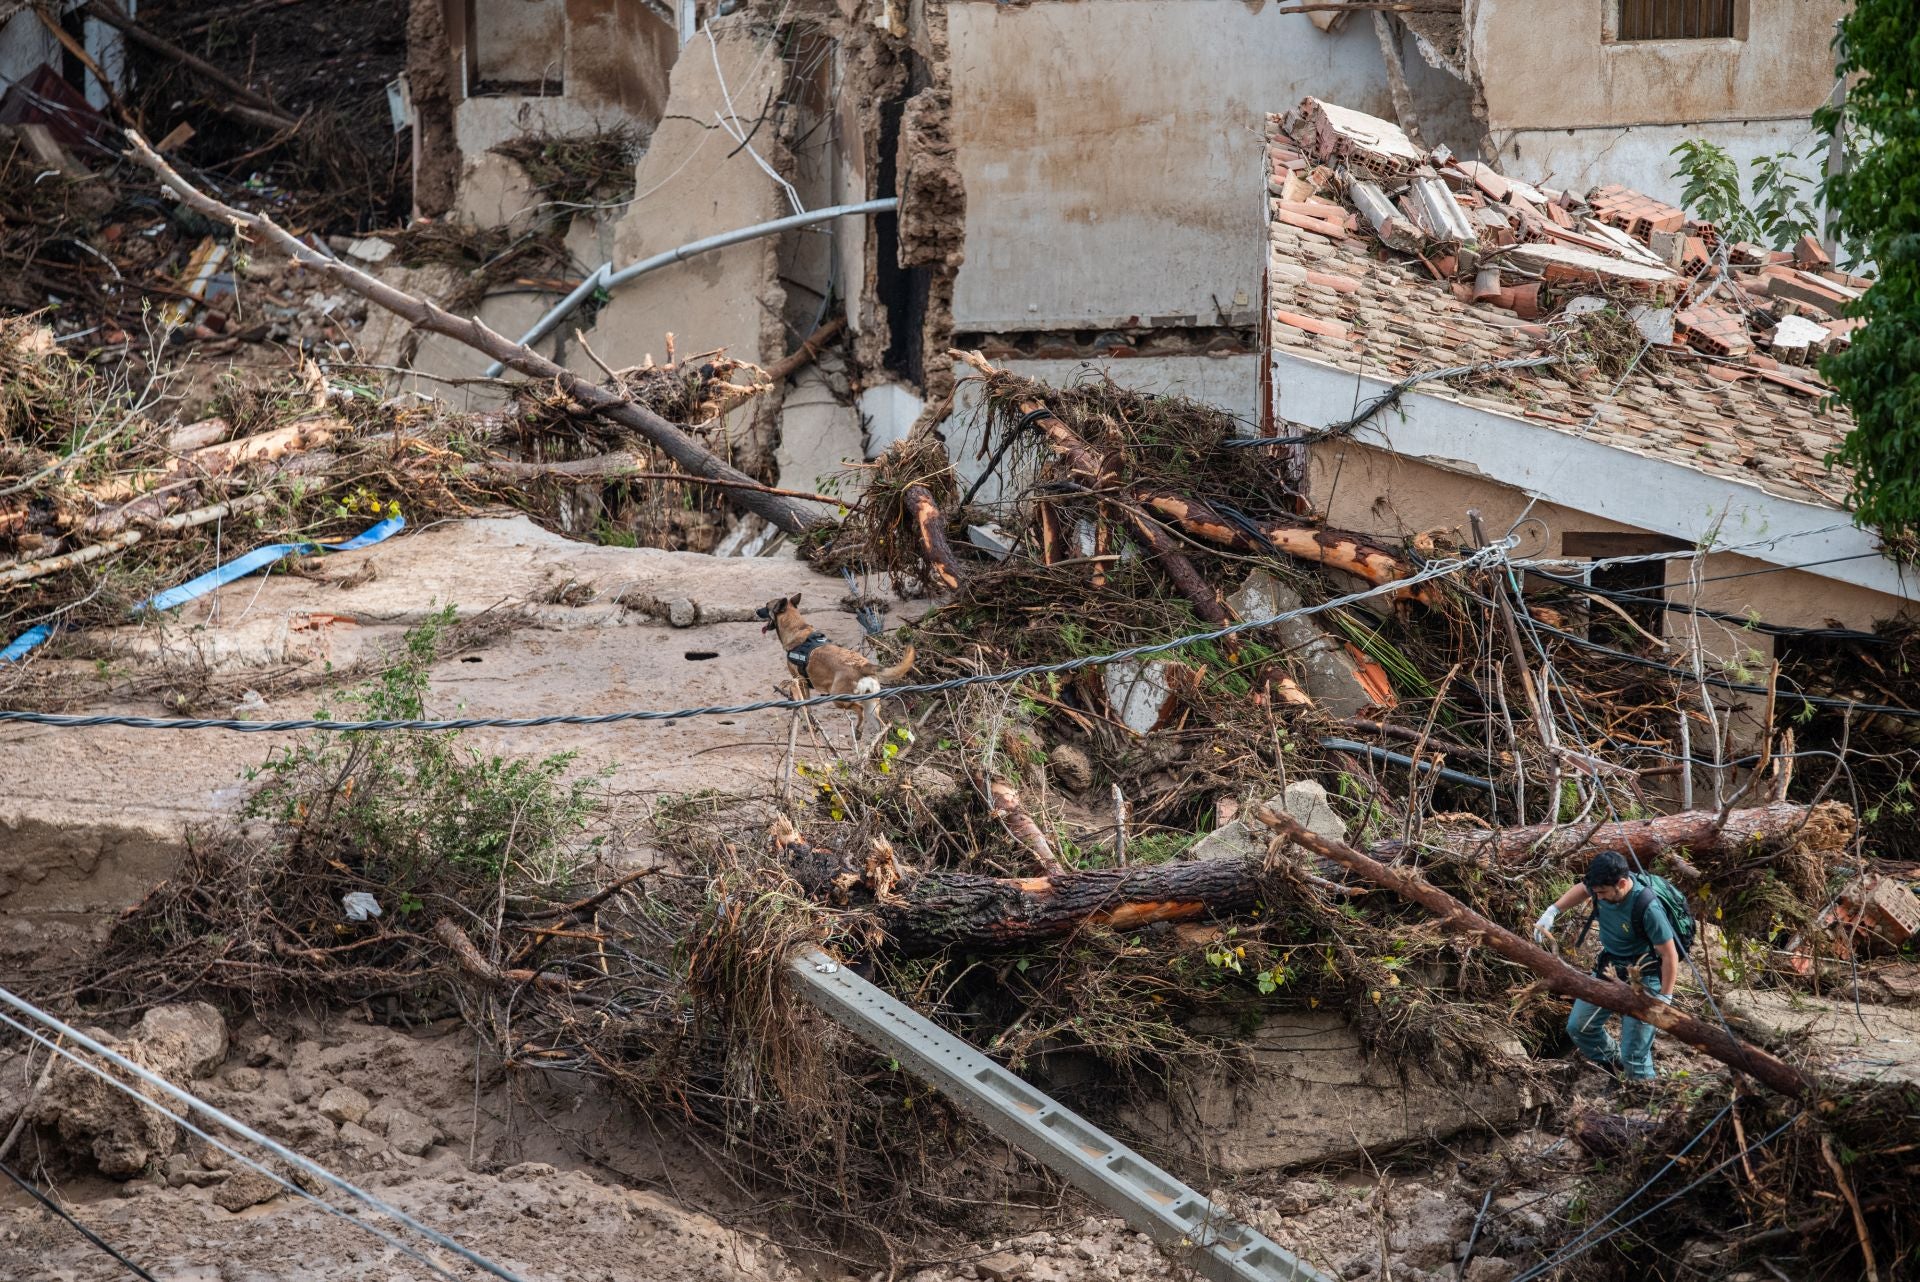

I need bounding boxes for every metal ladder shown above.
[789,948,1335,1282]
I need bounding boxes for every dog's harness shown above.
[785,631,830,671]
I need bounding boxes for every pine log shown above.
[1250,805,1821,1101]
[124,133,826,537]
[782,803,1847,962]
[902,483,963,592]
[1135,489,1427,600]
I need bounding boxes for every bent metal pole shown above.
[481,198,899,377]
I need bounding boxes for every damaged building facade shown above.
[397,0,1853,546]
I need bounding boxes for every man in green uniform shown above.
[1531,850,1679,1080]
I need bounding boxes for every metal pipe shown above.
[482,197,899,377]
[1319,737,1501,794]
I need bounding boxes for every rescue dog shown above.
[756,593,914,741]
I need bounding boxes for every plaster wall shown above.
[1466,0,1843,135]
[1306,441,1909,641]
[570,21,786,442]
[1275,350,1912,607]
[1493,117,1822,210]
[946,1,1473,333]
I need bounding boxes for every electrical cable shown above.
[0,989,533,1282]
[0,1154,158,1281]
[0,1008,462,1280]
[1509,1111,1802,1282]
[0,547,1496,734]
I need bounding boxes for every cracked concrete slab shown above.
[0,518,907,969]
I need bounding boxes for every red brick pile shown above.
[1277,98,1870,383]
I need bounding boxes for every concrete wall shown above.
[570,19,786,459]
[1466,0,1842,205]
[945,1,1473,334]
[1307,441,1906,641]
[1492,117,1822,210]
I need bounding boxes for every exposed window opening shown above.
[460,655,483,663]
[684,651,720,661]
[1560,531,1685,645]
[58,8,88,94]
[1617,0,1737,40]
[466,0,566,96]
[873,56,932,388]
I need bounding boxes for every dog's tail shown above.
[876,645,916,683]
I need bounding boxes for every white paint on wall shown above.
[1494,118,1823,211]
[1271,348,1914,604]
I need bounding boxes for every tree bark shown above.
[1108,500,1233,627]
[785,836,1262,951]
[902,483,963,592]
[123,133,827,538]
[783,803,1848,964]
[1380,800,1857,882]
[1135,489,1425,599]
[1249,805,1821,1102]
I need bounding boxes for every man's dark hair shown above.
[1583,849,1632,891]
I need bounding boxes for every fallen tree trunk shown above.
[85,1,301,131]
[1250,805,1820,1101]
[124,132,825,537]
[782,803,1848,957]
[1379,800,1856,882]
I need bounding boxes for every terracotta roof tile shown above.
[1261,101,1861,512]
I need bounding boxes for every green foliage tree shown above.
[1668,140,1820,249]
[1818,2,1920,537]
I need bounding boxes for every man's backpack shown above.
[1576,873,1697,962]
[1630,875,1696,961]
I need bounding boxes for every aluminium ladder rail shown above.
[789,948,1334,1282]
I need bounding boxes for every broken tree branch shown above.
[1136,488,1426,598]
[122,131,827,537]
[973,771,1065,875]
[85,1,301,132]
[1249,805,1820,1101]
[763,316,847,383]
[901,483,963,592]
[1382,800,1856,885]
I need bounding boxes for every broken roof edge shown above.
[1271,347,1915,606]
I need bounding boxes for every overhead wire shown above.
[0,547,1496,734]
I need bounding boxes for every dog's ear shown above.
[787,593,802,609]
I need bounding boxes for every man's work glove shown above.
[1531,905,1558,944]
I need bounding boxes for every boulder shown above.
[31,1003,230,1177]
[315,1086,371,1125]
[1191,779,1346,862]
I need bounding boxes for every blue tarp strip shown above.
[1,517,405,663]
